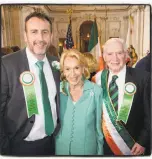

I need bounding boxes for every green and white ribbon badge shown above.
[20,71,39,118]
[117,82,136,124]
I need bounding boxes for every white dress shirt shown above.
[25,47,57,141]
[95,65,126,112]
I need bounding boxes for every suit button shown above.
[30,121,34,123]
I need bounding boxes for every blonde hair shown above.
[82,53,98,73]
[60,49,90,81]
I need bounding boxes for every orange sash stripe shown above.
[102,117,123,155]
[91,75,96,83]
[97,56,105,72]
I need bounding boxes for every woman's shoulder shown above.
[93,83,102,95]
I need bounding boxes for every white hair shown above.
[103,38,128,53]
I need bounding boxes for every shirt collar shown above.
[109,65,126,80]
[26,47,47,66]
[64,79,93,96]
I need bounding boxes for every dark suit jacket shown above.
[135,53,151,72]
[0,48,60,155]
[124,67,150,154]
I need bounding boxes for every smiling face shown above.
[24,17,52,60]
[63,56,84,87]
[103,41,127,74]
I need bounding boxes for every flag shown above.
[88,19,104,72]
[65,18,74,49]
[126,15,134,48]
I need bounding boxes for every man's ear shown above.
[24,31,27,43]
[103,52,106,62]
[124,51,128,60]
[50,32,53,43]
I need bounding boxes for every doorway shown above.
[80,21,93,53]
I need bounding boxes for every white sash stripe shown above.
[103,103,132,155]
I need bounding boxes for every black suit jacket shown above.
[124,67,150,152]
[0,49,60,154]
[135,53,151,72]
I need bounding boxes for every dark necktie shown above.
[36,61,54,136]
[109,75,118,112]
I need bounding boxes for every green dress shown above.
[56,80,104,155]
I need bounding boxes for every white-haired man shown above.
[95,38,150,156]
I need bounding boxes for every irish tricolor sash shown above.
[101,69,135,155]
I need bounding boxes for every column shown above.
[143,5,150,57]
[123,16,129,42]
[135,7,141,58]
[139,7,144,59]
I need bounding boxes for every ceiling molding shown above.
[44,5,131,14]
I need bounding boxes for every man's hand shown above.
[131,143,145,155]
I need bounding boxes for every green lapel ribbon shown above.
[20,71,39,118]
[117,82,136,124]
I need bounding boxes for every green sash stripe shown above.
[23,85,39,118]
[101,70,135,149]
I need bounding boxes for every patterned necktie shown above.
[36,61,54,136]
[109,75,118,112]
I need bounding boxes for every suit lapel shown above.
[47,56,61,135]
[48,58,60,87]
[15,49,35,139]
[125,67,133,83]
[124,67,138,122]
[20,48,30,71]
[47,56,60,95]
[47,56,60,117]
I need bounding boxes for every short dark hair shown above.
[25,12,52,32]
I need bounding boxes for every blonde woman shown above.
[55,49,103,155]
